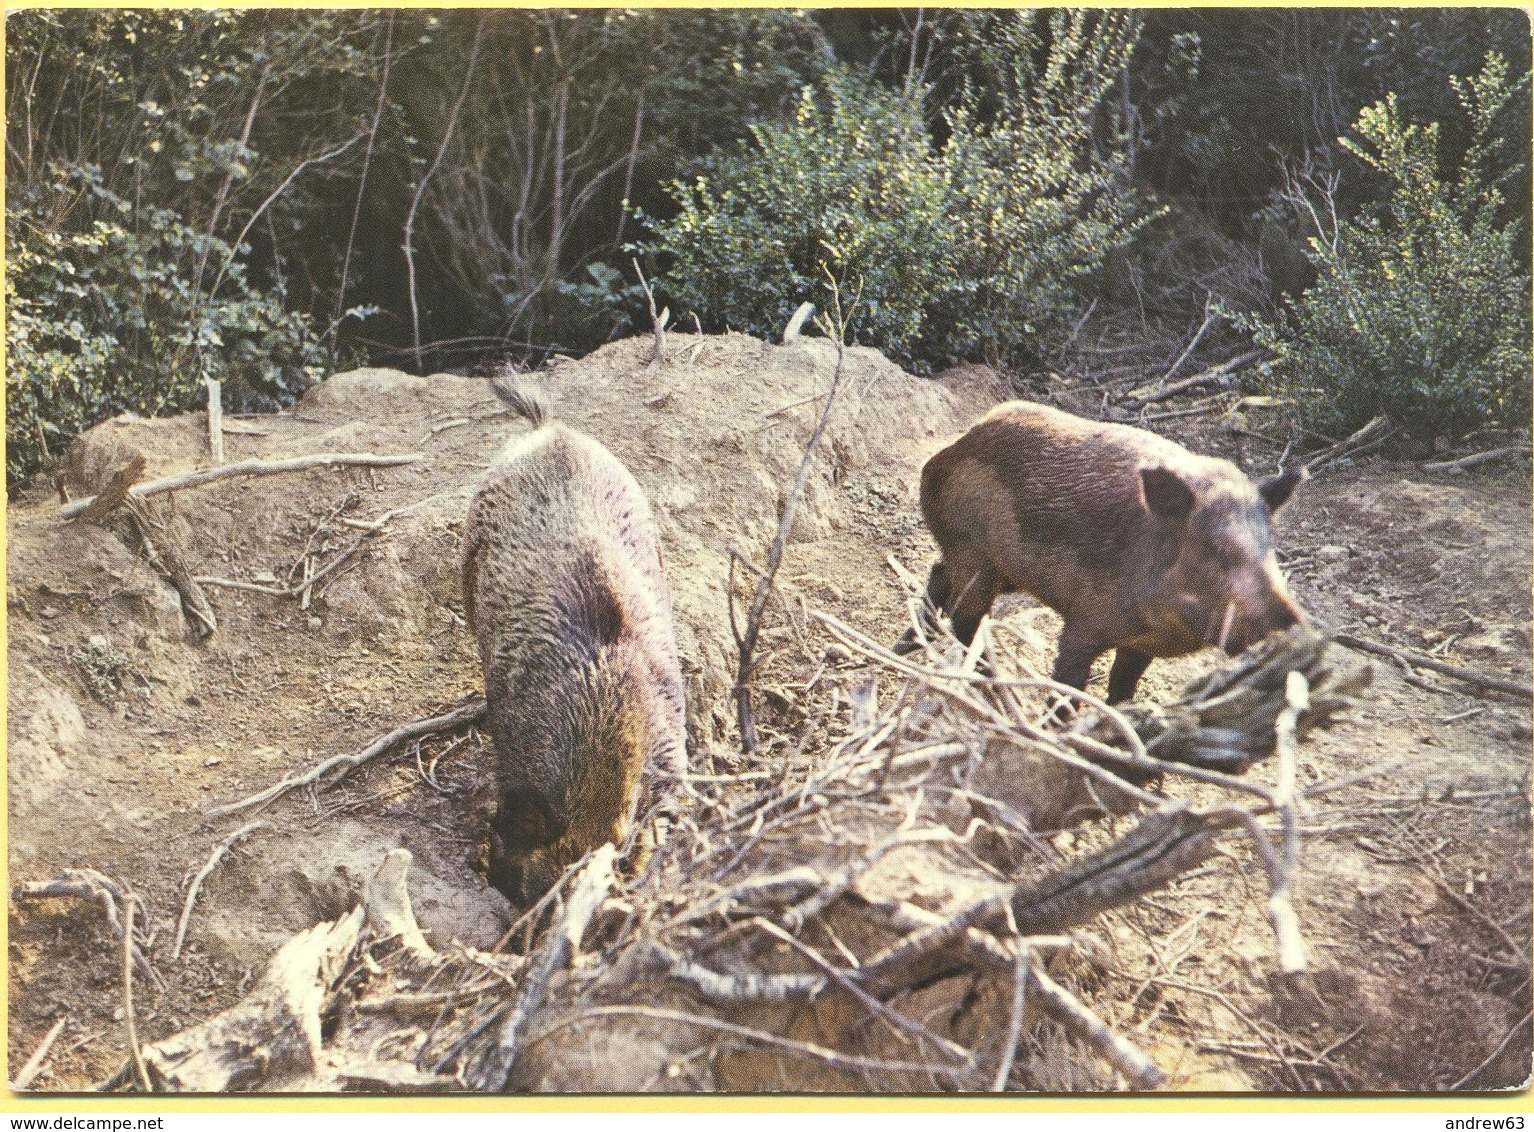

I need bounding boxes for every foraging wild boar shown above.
[905,401,1305,703]
[462,376,686,905]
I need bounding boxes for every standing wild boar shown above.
[904,401,1305,702]
[462,376,686,905]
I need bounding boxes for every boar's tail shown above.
[489,368,550,428]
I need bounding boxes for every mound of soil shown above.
[6,332,1529,1092]
[6,334,997,1087]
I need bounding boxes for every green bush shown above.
[1251,54,1532,440]
[6,163,326,490]
[925,10,1152,366]
[648,11,1151,371]
[651,69,951,364]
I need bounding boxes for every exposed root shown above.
[172,820,272,961]
[13,870,162,990]
[208,698,485,817]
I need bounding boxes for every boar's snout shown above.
[1217,577,1303,655]
[488,827,563,908]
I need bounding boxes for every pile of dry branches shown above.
[84,613,1367,1094]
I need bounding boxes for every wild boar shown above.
[904,401,1304,703]
[462,375,686,905]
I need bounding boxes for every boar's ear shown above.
[1141,466,1195,522]
[1258,466,1307,513]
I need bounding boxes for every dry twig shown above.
[1449,1008,1532,1090]
[992,945,1029,1091]
[207,698,485,817]
[1422,446,1530,473]
[123,896,151,1092]
[171,820,271,960]
[1027,958,1165,1089]
[632,257,668,372]
[59,452,422,521]
[13,1017,67,1090]
[1336,633,1531,700]
[474,844,617,1090]
[733,275,858,755]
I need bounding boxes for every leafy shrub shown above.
[1249,54,1532,440]
[650,68,951,365]
[648,11,1151,371]
[6,163,326,490]
[925,10,1153,366]
[3,9,360,492]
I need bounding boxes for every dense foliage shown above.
[652,11,1150,370]
[1249,55,1532,440]
[651,69,951,364]
[5,8,1530,490]
[3,10,380,485]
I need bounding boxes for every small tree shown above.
[1252,54,1532,441]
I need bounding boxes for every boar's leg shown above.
[1052,621,1104,694]
[892,554,998,654]
[1106,649,1153,704]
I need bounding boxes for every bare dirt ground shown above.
[6,333,1530,1093]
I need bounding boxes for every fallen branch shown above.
[363,848,437,964]
[137,908,365,1091]
[654,941,827,1004]
[59,452,423,521]
[1302,416,1394,475]
[1154,295,1218,390]
[1009,804,1222,937]
[207,698,486,817]
[858,893,1010,992]
[1264,672,1309,974]
[70,452,147,523]
[474,843,617,1090]
[992,946,1028,1091]
[1026,959,1165,1089]
[171,820,272,960]
[751,916,979,1070]
[1120,350,1259,410]
[1336,633,1532,700]
[1422,445,1531,472]
[124,499,217,640]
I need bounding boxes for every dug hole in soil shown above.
[7,332,1531,1092]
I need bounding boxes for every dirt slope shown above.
[6,332,1529,1092]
